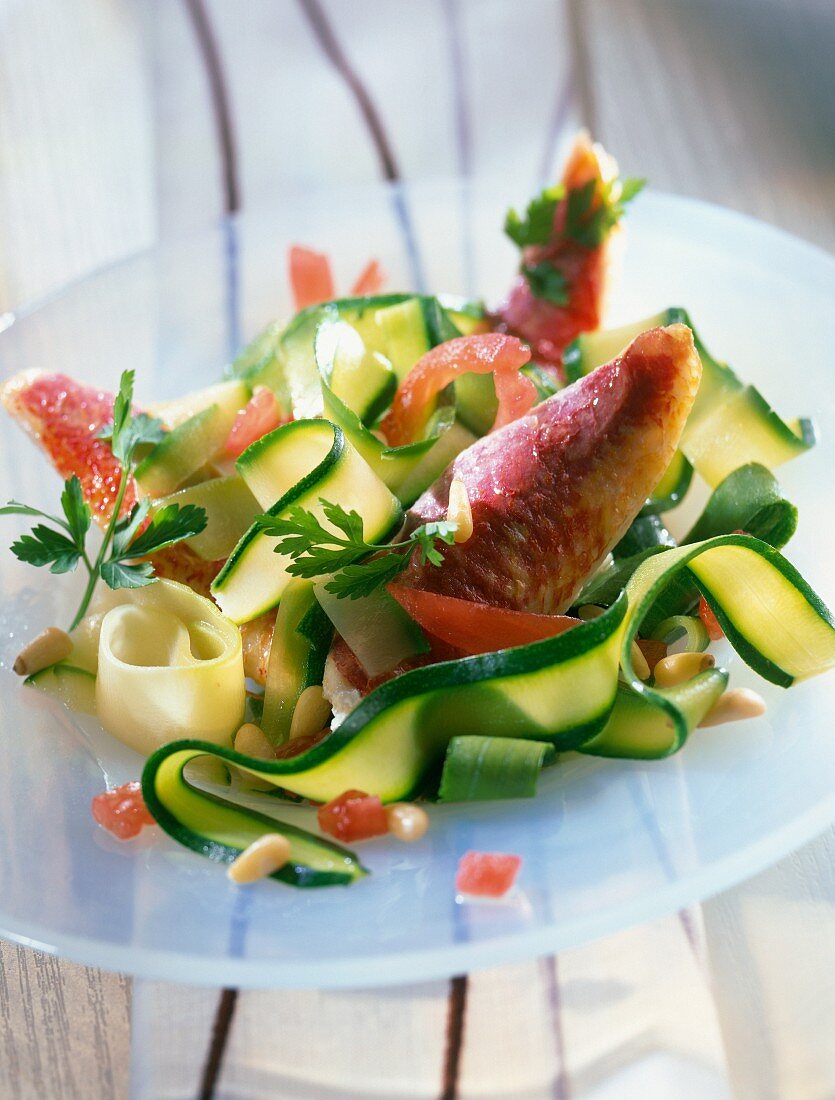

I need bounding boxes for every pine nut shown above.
[446,478,473,543]
[13,627,73,677]
[630,641,651,681]
[227,833,291,884]
[654,651,716,688]
[234,722,275,760]
[698,688,767,728]
[289,685,331,741]
[385,802,429,842]
[577,605,605,621]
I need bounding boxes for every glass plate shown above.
[0,183,833,989]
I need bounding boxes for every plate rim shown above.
[1,185,834,988]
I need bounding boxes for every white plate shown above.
[0,183,833,988]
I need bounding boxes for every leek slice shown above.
[96,580,245,756]
[143,534,835,878]
[438,736,556,801]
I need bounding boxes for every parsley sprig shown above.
[1,370,207,630]
[504,176,645,255]
[521,262,569,305]
[504,185,564,248]
[564,176,646,249]
[259,499,457,600]
[504,174,645,305]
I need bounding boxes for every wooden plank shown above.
[129,980,218,1100]
[0,943,130,1100]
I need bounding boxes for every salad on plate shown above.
[3,133,834,896]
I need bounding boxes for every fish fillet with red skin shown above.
[0,370,273,676]
[401,324,701,613]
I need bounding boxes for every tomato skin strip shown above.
[350,259,385,296]
[381,333,536,446]
[289,246,336,311]
[388,584,579,655]
[225,388,284,458]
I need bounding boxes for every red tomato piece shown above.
[381,333,536,446]
[456,851,522,898]
[350,258,385,296]
[317,789,389,843]
[699,595,724,641]
[225,387,284,458]
[387,584,579,656]
[91,781,155,840]
[273,728,330,760]
[289,245,336,310]
[636,638,667,674]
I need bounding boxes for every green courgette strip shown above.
[141,755,367,887]
[563,307,815,488]
[579,462,797,630]
[142,534,835,882]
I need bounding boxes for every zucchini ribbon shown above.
[143,534,835,878]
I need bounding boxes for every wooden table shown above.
[1,2,834,1097]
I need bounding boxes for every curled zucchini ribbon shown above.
[211,419,403,623]
[565,307,815,494]
[143,535,835,876]
[97,580,245,756]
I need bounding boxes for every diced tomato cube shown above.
[317,789,389,842]
[699,595,724,641]
[456,851,522,897]
[225,387,285,458]
[91,781,155,840]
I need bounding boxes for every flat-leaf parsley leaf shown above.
[2,371,206,631]
[259,500,457,600]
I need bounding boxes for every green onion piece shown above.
[649,615,709,653]
[438,736,556,802]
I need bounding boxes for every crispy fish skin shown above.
[0,369,271,677]
[403,324,701,613]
